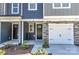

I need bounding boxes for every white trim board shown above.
[44,16,79,21]
[0,22,1,43]
[35,22,43,41]
[4,3,5,15]
[22,19,43,21]
[22,21,24,44]
[44,18,79,21]
[12,23,19,40]
[21,3,23,16]
[44,16,79,19]
[0,19,20,22]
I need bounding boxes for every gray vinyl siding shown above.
[0,3,4,15]
[1,22,11,43]
[5,3,21,16]
[44,3,79,16]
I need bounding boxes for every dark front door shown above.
[37,24,42,40]
[13,24,18,39]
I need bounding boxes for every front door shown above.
[12,24,18,40]
[37,24,42,40]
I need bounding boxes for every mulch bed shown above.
[1,45,33,55]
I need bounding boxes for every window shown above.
[29,23,34,32]
[12,3,19,14]
[28,3,37,11]
[62,3,70,7]
[54,3,61,7]
[52,3,71,9]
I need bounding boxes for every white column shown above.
[4,3,5,15]
[18,21,21,43]
[22,21,24,44]
[0,22,1,43]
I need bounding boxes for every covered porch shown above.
[0,16,21,45]
[21,20,48,44]
[0,17,48,45]
[0,39,43,48]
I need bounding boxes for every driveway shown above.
[31,44,79,55]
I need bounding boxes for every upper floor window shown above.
[12,3,19,14]
[28,3,37,11]
[52,3,71,9]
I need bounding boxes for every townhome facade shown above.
[44,3,79,45]
[0,3,79,45]
[0,3,43,44]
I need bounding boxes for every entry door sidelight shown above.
[12,24,18,39]
[37,24,42,40]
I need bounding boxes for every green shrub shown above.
[43,38,49,48]
[21,42,29,49]
[0,49,6,55]
[32,48,48,55]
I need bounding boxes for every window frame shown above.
[29,23,34,33]
[28,3,37,11]
[52,3,71,9]
[11,3,19,14]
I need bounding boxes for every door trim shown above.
[12,23,19,40]
[36,23,43,41]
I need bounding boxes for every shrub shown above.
[32,48,48,55]
[21,42,29,49]
[0,49,6,55]
[43,38,49,48]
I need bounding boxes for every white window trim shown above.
[21,3,22,16]
[4,3,5,15]
[52,3,71,9]
[29,23,34,32]
[28,3,37,11]
[11,3,19,14]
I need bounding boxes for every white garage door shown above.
[49,24,74,44]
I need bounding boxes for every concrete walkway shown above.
[31,44,79,55]
[0,40,19,48]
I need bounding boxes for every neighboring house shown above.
[44,3,79,45]
[0,3,79,45]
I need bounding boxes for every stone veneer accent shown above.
[74,22,79,44]
[43,23,48,40]
[42,21,79,45]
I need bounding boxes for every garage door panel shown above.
[49,24,74,44]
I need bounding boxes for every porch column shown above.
[22,21,24,44]
[0,22,1,43]
[18,21,21,43]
